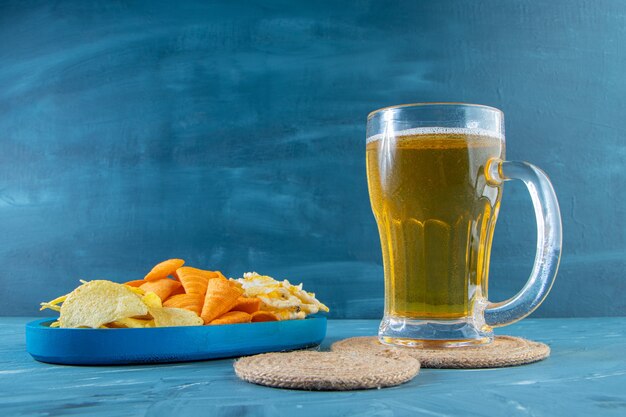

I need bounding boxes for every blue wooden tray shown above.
[26,317,326,365]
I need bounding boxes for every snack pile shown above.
[237,272,330,320]
[40,259,329,329]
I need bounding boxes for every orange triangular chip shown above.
[144,259,185,281]
[214,271,227,280]
[230,297,261,314]
[176,267,218,295]
[168,285,186,297]
[123,279,145,287]
[251,311,279,322]
[140,278,182,301]
[163,293,203,316]
[210,311,251,325]
[200,279,243,324]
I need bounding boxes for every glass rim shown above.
[367,102,503,120]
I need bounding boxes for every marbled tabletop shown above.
[1,317,625,416]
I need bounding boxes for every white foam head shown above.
[366,127,504,144]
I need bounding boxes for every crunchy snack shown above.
[140,278,182,301]
[163,293,204,316]
[201,279,244,324]
[149,306,204,327]
[230,297,261,314]
[141,292,162,309]
[168,285,186,297]
[144,259,185,281]
[105,317,154,328]
[40,262,328,329]
[210,311,252,325]
[53,280,148,329]
[251,311,278,322]
[236,273,329,320]
[176,267,217,294]
[123,279,146,287]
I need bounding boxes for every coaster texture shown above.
[331,336,550,369]
[234,350,420,391]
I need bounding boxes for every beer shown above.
[366,129,504,319]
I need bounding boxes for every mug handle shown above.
[483,160,563,327]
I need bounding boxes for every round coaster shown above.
[234,350,420,391]
[331,336,550,369]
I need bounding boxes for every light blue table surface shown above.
[1,317,625,416]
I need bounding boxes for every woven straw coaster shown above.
[331,336,550,369]
[234,350,420,391]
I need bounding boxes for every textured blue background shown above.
[1,0,624,317]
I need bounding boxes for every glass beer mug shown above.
[366,103,562,347]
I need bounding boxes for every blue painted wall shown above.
[1,0,624,317]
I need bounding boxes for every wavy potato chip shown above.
[142,292,163,309]
[59,280,148,328]
[105,317,155,328]
[148,306,203,327]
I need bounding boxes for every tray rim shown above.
[26,316,327,365]
[27,315,326,332]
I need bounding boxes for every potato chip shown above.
[140,278,181,301]
[230,297,261,314]
[144,259,185,281]
[105,317,155,328]
[142,292,163,309]
[148,306,203,327]
[59,280,148,328]
[201,278,243,324]
[125,286,145,297]
[210,311,252,325]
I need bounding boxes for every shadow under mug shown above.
[366,103,562,347]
